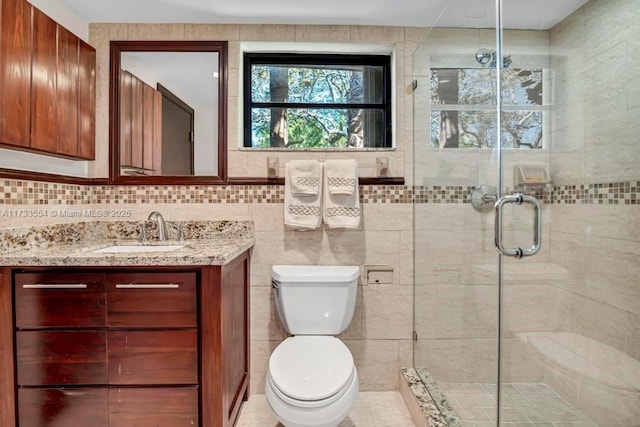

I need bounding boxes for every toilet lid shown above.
[269,336,354,401]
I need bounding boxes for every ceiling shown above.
[57,0,588,30]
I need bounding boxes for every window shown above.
[430,68,544,149]
[243,53,392,149]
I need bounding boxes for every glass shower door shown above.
[412,0,501,424]
[497,0,640,425]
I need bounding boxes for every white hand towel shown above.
[323,160,360,229]
[288,159,322,195]
[325,159,357,195]
[284,160,323,230]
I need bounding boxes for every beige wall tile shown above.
[350,26,404,43]
[322,231,401,284]
[344,340,400,390]
[414,338,497,383]
[88,23,108,50]
[572,294,628,353]
[577,373,640,427]
[398,340,413,368]
[501,338,545,383]
[108,23,128,41]
[184,24,240,41]
[435,284,497,339]
[338,289,363,340]
[240,24,296,41]
[250,203,284,232]
[398,230,414,286]
[362,204,412,231]
[228,41,241,70]
[126,24,185,40]
[250,230,323,287]
[294,25,350,42]
[250,286,285,340]
[502,285,552,334]
[362,285,413,340]
[250,340,280,393]
[626,312,640,360]
[583,236,640,315]
[413,285,438,339]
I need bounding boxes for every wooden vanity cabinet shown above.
[0,249,251,427]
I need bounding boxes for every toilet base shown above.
[265,368,359,427]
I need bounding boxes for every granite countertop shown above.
[0,238,254,267]
[0,220,254,267]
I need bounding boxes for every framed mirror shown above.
[109,41,227,184]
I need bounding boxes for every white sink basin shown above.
[91,245,184,253]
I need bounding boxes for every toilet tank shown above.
[271,265,360,335]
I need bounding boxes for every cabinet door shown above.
[106,272,196,327]
[17,330,107,386]
[78,39,96,160]
[109,387,198,427]
[18,387,108,427]
[130,74,144,169]
[30,7,58,153]
[108,330,198,385]
[142,83,155,171]
[14,272,106,328]
[153,89,163,174]
[55,25,79,157]
[0,0,32,147]
[120,69,133,166]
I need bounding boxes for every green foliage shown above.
[250,64,377,148]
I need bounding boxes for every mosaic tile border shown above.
[0,179,638,205]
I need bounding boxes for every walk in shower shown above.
[412,0,640,425]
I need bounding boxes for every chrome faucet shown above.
[147,211,168,241]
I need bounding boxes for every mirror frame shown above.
[109,40,228,185]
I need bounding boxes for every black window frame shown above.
[243,52,392,148]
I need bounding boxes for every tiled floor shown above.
[439,382,598,427]
[236,391,416,426]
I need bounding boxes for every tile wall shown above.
[544,0,640,424]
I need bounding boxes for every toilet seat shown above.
[267,368,356,409]
[268,336,355,403]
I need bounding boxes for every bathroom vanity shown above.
[0,221,253,427]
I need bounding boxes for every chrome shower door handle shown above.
[494,194,542,258]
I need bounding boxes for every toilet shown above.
[265,265,360,427]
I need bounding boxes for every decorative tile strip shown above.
[0,179,637,205]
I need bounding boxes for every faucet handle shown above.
[138,222,147,242]
[177,223,186,241]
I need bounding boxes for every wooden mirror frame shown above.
[109,40,227,185]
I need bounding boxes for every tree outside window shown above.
[244,54,392,149]
[430,68,544,149]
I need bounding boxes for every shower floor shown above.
[438,382,598,426]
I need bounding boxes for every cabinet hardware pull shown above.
[22,284,88,289]
[115,283,179,289]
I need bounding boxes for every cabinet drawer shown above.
[18,387,108,427]
[109,387,199,427]
[108,330,198,385]
[15,272,106,328]
[17,331,107,386]
[107,272,196,327]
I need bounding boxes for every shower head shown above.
[475,48,511,68]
